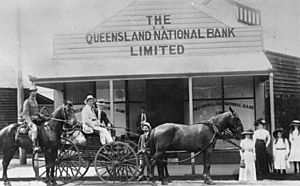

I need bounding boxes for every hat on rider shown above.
[84,95,96,104]
[141,121,151,131]
[29,84,37,92]
[96,98,105,106]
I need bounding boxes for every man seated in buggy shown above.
[81,95,113,145]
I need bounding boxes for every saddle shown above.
[16,123,30,136]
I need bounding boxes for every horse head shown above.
[211,107,243,140]
[62,100,76,126]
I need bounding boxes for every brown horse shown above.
[0,101,76,186]
[147,107,243,185]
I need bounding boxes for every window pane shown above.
[113,81,125,102]
[224,76,254,98]
[128,80,146,102]
[192,77,222,99]
[96,81,110,101]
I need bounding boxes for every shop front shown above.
[29,0,273,164]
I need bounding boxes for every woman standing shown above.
[273,128,290,174]
[239,129,256,182]
[253,118,271,177]
[289,120,300,173]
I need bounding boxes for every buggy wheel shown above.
[94,141,139,183]
[55,137,82,183]
[32,137,82,183]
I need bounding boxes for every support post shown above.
[269,72,275,141]
[188,77,195,174]
[16,1,26,165]
[109,80,114,137]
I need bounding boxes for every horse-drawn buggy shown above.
[32,130,140,184]
[0,101,244,186]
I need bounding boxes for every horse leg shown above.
[44,152,51,185]
[2,147,17,186]
[203,148,215,185]
[162,154,171,183]
[50,150,57,185]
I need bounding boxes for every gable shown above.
[53,0,263,60]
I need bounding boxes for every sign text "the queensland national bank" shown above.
[85,15,236,56]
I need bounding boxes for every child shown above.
[273,128,290,174]
[288,120,300,173]
[239,129,256,182]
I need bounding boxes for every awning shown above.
[30,52,272,84]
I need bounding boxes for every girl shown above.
[239,129,256,182]
[273,128,290,174]
[289,120,300,173]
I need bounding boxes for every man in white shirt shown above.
[81,95,113,145]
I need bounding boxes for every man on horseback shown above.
[81,95,113,145]
[22,84,45,152]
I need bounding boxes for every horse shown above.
[146,107,244,185]
[0,101,76,186]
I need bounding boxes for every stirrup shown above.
[33,147,41,153]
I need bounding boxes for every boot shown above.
[33,140,41,153]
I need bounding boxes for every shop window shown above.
[128,80,146,102]
[65,82,95,104]
[192,77,222,99]
[224,76,254,98]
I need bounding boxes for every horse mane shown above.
[50,105,64,118]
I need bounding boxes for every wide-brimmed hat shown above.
[29,85,37,92]
[96,99,105,106]
[242,129,254,135]
[84,95,96,104]
[141,122,151,131]
[290,120,300,126]
[273,128,284,138]
[254,118,266,126]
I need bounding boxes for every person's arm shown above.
[101,111,111,126]
[286,139,290,157]
[239,141,244,160]
[265,130,271,147]
[23,99,32,124]
[82,107,94,127]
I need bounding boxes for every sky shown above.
[0,0,299,93]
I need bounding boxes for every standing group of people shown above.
[239,119,300,182]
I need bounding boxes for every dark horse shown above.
[0,101,76,186]
[147,107,243,185]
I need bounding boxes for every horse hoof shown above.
[206,180,215,185]
[161,179,168,185]
[4,181,12,186]
[167,177,172,183]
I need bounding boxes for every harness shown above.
[150,121,241,164]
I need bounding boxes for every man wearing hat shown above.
[81,95,113,145]
[23,84,45,152]
[289,120,300,173]
[95,99,112,128]
[137,121,152,181]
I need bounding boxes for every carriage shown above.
[32,126,140,185]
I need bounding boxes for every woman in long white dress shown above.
[289,120,300,173]
[239,129,256,182]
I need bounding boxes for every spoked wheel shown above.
[94,141,139,184]
[32,137,82,183]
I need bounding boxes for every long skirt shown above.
[255,140,270,175]
[239,151,256,182]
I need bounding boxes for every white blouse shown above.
[253,128,271,147]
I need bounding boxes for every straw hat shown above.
[84,95,96,104]
[29,84,37,92]
[96,99,105,106]
[242,129,254,135]
[273,128,284,138]
[290,120,300,126]
[141,121,151,131]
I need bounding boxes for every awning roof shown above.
[30,52,272,84]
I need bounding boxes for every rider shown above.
[22,84,45,152]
